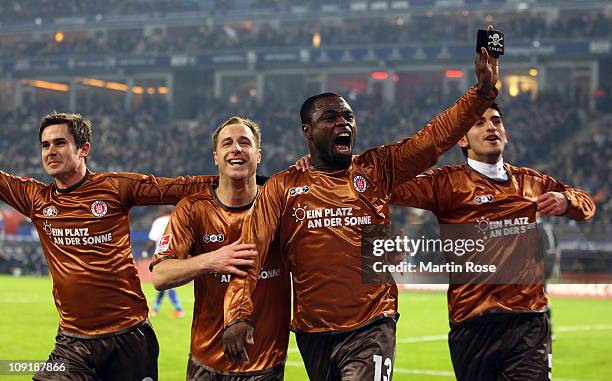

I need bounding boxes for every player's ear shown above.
[257,148,261,164]
[458,136,469,149]
[213,150,219,166]
[79,142,91,159]
[302,124,312,140]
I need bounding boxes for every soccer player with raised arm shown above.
[150,117,290,380]
[222,35,500,380]
[0,113,215,380]
[391,103,595,380]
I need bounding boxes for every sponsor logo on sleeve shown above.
[42,206,58,217]
[156,234,172,253]
[353,175,367,193]
[90,200,108,217]
[474,195,494,204]
[203,233,225,243]
[289,185,310,197]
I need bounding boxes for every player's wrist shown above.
[560,192,571,215]
[474,82,497,99]
[196,254,214,273]
[225,318,253,330]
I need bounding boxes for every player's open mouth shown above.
[484,135,500,143]
[334,132,352,153]
[228,159,246,166]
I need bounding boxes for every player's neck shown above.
[216,175,258,207]
[468,153,503,165]
[54,164,88,190]
[309,154,350,171]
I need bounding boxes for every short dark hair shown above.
[461,102,504,158]
[300,92,342,126]
[490,102,503,119]
[39,112,92,149]
[212,116,261,150]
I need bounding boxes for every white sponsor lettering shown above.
[475,216,536,239]
[293,205,372,229]
[324,207,353,217]
[45,224,114,246]
[219,268,281,283]
[82,233,113,245]
[64,228,89,237]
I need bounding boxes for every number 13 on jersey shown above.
[373,354,392,381]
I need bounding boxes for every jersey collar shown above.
[55,170,91,194]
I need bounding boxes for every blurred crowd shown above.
[0,241,48,276]
[1,10,610,59]
[543,121,612,225]
[1,0,610,23]
[0,0,201,21]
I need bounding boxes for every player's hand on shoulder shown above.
[223,320,254,365]
[294,154,311,172]
[199,239,257,276]
[537,192,568,216]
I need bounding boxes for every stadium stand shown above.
[1,10,610,58]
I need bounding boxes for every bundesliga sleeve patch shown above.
[155,234,172,253]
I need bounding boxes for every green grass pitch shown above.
[0,276,611,380]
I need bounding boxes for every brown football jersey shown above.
[224,88,495,333]
[0,170,213,336]
[150,184,290,373]
[391,163,595,324]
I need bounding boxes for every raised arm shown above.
[0,171,44,217]
[371,35,498,191]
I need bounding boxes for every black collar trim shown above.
[56,171,91,194]
[210,182,258,212]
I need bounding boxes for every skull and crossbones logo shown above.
[488,33,503,47]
